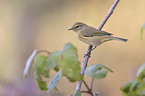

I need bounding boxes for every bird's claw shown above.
[84,52,91,58]
[84,46,97,58]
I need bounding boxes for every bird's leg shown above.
[91,46,97,51]
[84,46,97,57]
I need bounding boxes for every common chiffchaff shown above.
[69,22,128,46]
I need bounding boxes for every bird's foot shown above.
[84,46,97,58]
[84,52,91,58]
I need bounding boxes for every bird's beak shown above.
[68,28,73,30]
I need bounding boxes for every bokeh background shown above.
[0,0,145,96]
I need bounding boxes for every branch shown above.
[97,0,120,30]
[75,0,120,93]
[82,80,90,92]
[90,78,94,91]
[75,46,92,91]
[81,91,93,95]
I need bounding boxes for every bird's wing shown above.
[80,27,113,37]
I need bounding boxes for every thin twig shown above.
[82,80,90,91]
[37,50,51,57]
[90,78,94,91]
[81,91,92,94]
[81,91,93,96]
[75,0,120,93]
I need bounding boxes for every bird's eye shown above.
[74,25,79,28]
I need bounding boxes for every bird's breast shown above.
[76,33,88,41]
[75,33,102,46]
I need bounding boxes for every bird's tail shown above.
[113,37,128,42]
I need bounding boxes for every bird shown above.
[68,22,128,47]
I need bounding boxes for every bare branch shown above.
[75,45,92,91]
[97,0,120,30]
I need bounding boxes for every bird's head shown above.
[68,22,87,33]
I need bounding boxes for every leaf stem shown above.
[82,80,95,96]
[37,50,51,57]
[90,78,94,91]
[82,80,90,91]
[81,91,93,96]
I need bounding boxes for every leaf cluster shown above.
[24,43,82,91]
[121,63,145,96]
[23,43,113,95]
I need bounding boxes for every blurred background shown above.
[0,0,145,96]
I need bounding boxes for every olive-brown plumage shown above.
[69,22,128,46]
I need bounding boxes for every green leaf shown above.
[54,86,58,91]
[50,51,62,71]
[51,51,62,65]
[41,69,50,78]
[33,55,58,78]
[60,43,83,82]
[136,63,145,83]
[73,91,81,96]
[140,28,144,40]
[33,55,48,69]
[44,57,57,70]
[129,80,141,92]
[35,75,48,91]
[121,80,139,96]
[23,49,37,79]
[101,64,113,72]
[47,71,62,91]
[61,43,77,53]
[140,86,145,95]
[92,70,107,79]
[140,23,145,40]
[85,64,113,79]
[137,83,145,93]
[121,80,135,94]
[86,69,107,79]
[33,55,51,78]
[121,80,145,96]
[33,54,59,91]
